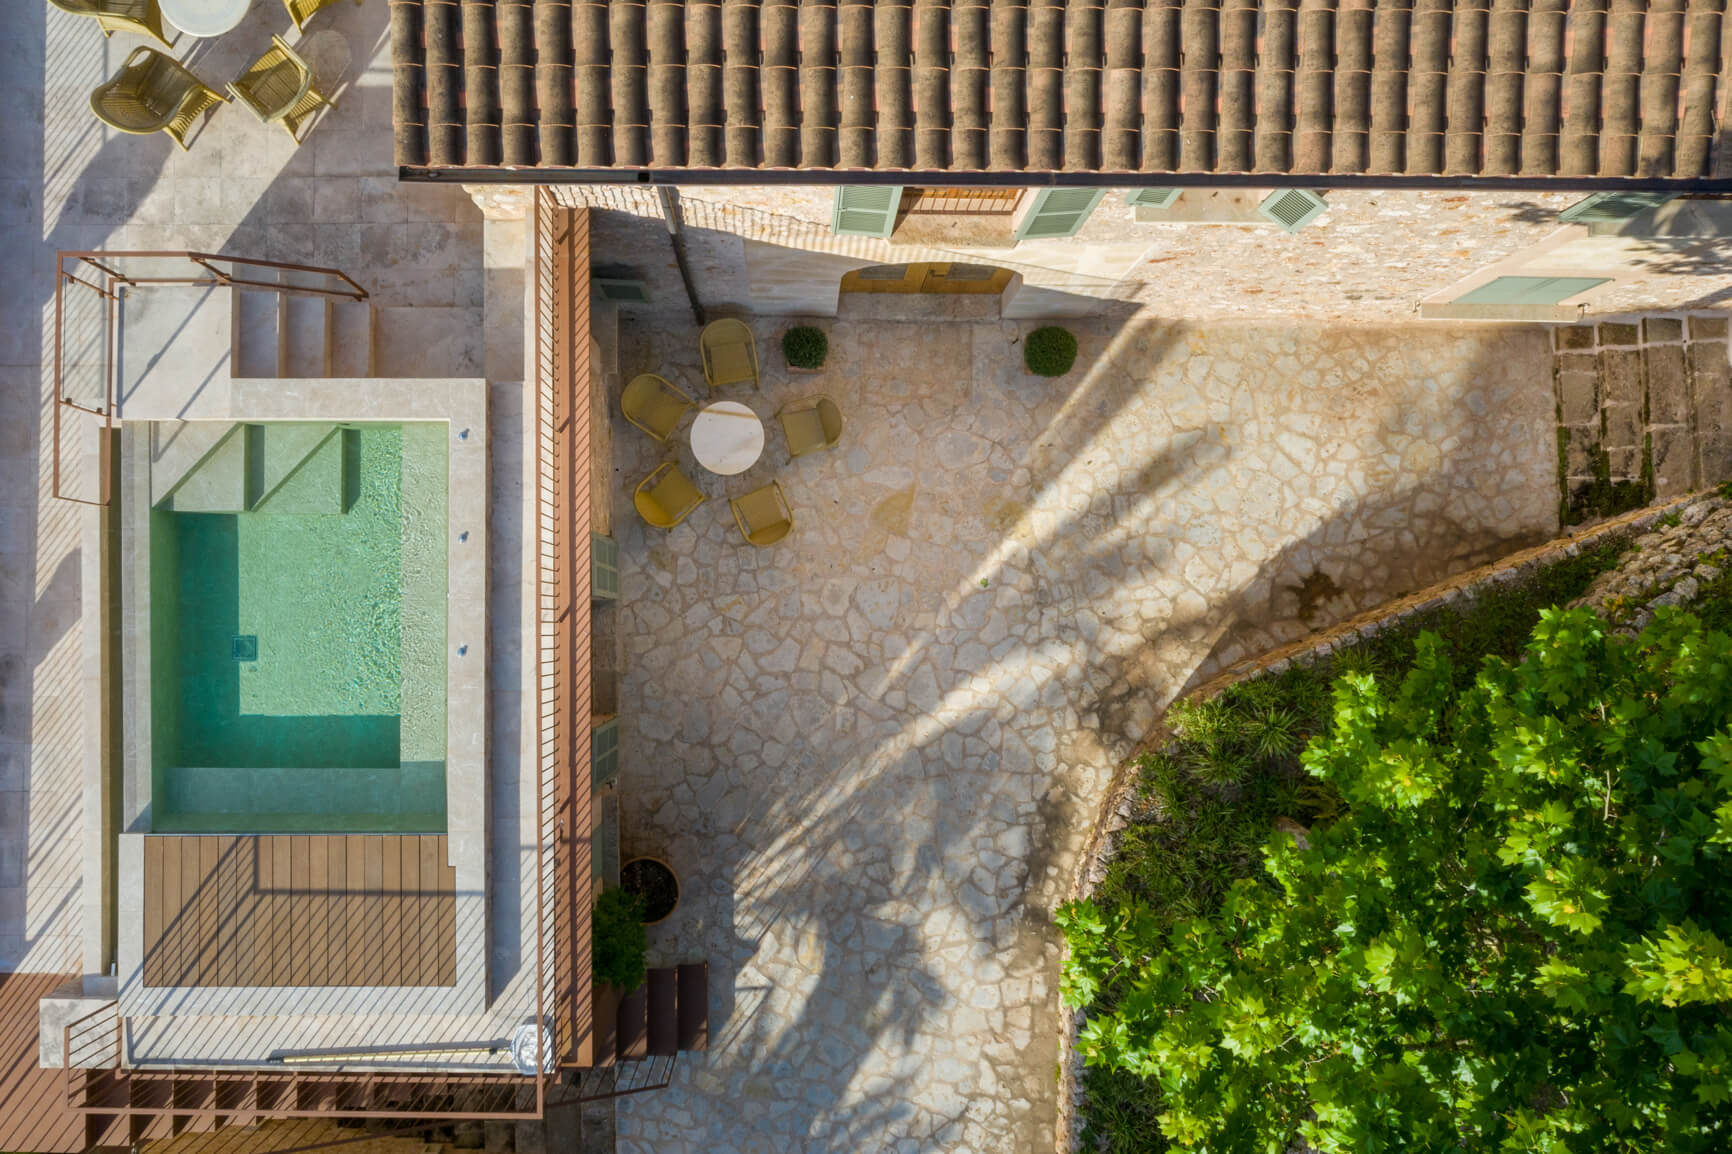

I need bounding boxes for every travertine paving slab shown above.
[610,315,1557,1153]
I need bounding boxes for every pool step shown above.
[230,270,375,380]
[160,424,358,515]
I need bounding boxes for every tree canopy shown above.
[1060,607,1732,1152]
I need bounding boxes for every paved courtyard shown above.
[609,313,1559,1151]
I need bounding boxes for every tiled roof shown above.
[392,0,1732,182]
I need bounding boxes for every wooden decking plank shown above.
[230,838,259,990]
[270,837,292,986]
[367,831,391,984]
[380,837,402,986]
[344,837,367,986]
[215,837,239,987]
[326,838,348,987]
[437,837,456,985]
[252,836,275,988]
[156,837,182,989]
[418,837,439,988]
[143,837,164,987]
[177,836,201,986]
[289,837,312,987]
[307,837,330,987]
[196,838,220,987]
[400,837,422,987]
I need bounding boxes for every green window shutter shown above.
[591,718,621,791]
[592,794,620,884]
[832,186,903,237]
[1013,188,1107,241]
[1558,192,1675,224]
[591,278,649,304]
[1455,276,1611,306]
[1258,189,1329,233]
[591,532,619,601]
[1125,188,1181,209]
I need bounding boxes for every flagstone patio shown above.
[607,312,1559,1152]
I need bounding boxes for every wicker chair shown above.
[620,373,696,442]
[633,462,705,530]
[284,0,362,32]
[699,318,759,391]
[49,0,171,49]
[729,482,793,546]
[90,47,226,151]
[229,36,333,142]
[777,395,844,458]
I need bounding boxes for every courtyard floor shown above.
[608,312,1559,1151]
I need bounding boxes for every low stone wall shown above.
[1054,490,1700,1153]
[1572,495,1732,631]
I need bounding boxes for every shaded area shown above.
[0,971,84,1153]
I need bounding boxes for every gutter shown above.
[403,167,1732,194]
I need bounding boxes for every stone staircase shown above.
[1553,315,1732,522]
[155,423,358,515]
[231,274,376,379]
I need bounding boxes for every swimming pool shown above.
[149,423,448,833]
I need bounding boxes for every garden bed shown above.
[1060,495,1700,1153]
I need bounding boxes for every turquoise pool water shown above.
[149,423,448,833]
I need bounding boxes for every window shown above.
[832,186,903,237]
[1558,192,1675,225]
[1125,188,1181,209]
[591,278,649,304]
[1454,276,1612,306]
[1013,188,1107,241]
[591,718,621,791]
[591,532,619,601]
[1256,189,1329,234]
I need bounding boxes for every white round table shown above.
[689,400,765,476]
[162,0,251,38]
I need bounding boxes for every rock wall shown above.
[1572,495,1732,632]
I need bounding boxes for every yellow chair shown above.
[729,481,793,546]
[90,47,227,151]
[284,0,362,33]
[699,318,759,391]
[621,373,696,442]
[228,36,333,143]
[49,0,171,48]
[633,462,705,529]
[777,395,844,458]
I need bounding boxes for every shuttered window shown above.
[832,186,904,237]
[1125,188,1181,209]
[591,532,619,601]
[592,794,620,884]
[591,718,621,790]
[1455,276,1611,306]
[1257,189,1329,233]
[1558,192,1675,224]
[1013,188,1107,241]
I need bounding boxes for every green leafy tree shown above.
[1060,608,1732,1152]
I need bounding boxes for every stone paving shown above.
[3,5,483,971]
[607,312,1559,1152]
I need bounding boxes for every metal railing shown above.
[50,251,368,507]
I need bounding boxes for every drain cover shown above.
[232,635,258,662]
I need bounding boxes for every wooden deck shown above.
[142,836,456,988]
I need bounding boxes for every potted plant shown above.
[781,324,828,372]
[591,886,648,990]
[620,856,681,925]
[1023,325,1078,378]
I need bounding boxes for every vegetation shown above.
[1063,606,1732,1152]
[1024,325,1078,377]
[591,886,648,990]
[1059,541,1637,1152]
[781,324,828,369]
[1564,434,1654,526]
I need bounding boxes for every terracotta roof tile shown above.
[391,0,1732,181]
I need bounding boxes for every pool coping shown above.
[114,378,491,1028]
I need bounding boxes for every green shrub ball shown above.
[1024,326,1078,377]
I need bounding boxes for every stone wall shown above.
[1572,495,1732,633]
[471,185,1732,324]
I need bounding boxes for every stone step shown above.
[250,425,355,516]
[330,299,376,377]
[231,289,280,379]
[161,424,248,513]
[281,294,330,378]
[149,421,241,507]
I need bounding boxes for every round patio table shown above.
[162,0,251,38]
[689,400,765,476]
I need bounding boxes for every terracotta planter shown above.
[620,856,681,926]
